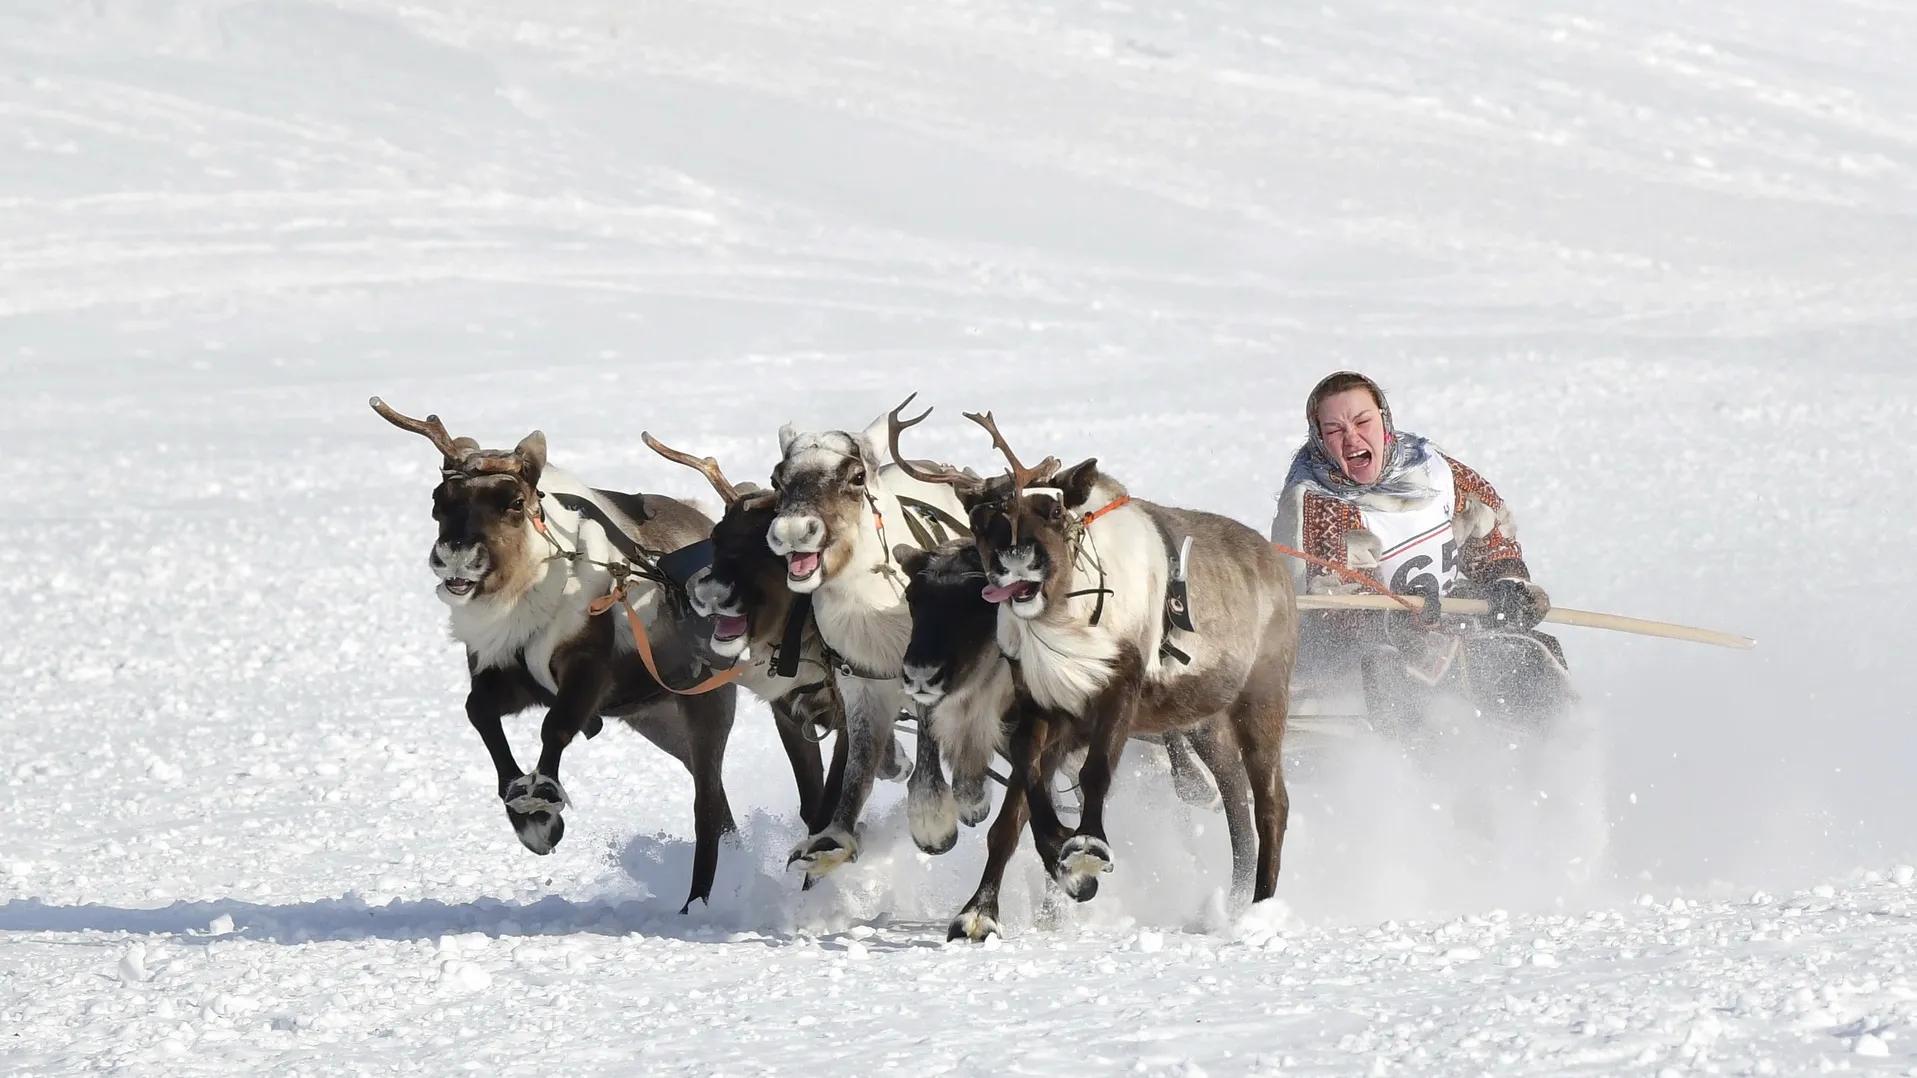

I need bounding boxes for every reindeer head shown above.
[887,406,1084,622]
[971,456,1106,621]
[641,432,782,660]
[370,397,549,607]
[763,404,901,594]
[896,541,996,708]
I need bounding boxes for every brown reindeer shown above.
[890,520,1226,841]
[892,412,1297,937]
[371,398,740,912]
[639,433,877,836]
[895,539,1254,938]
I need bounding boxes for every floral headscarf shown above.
[1283,371,1440,505]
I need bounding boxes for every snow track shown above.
[3,0,1916,1073]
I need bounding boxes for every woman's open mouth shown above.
[442,578,477,597]
[981,580,1041,604]
[713,614,749,642]
[786,551,822,582]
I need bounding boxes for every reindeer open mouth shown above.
[785,551,823,584]
[981,580,1041,606]
[440,578,477,598]
[712,614,750,643]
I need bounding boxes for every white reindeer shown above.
[762,395,972,877]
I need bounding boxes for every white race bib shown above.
[1360,462,1460,598]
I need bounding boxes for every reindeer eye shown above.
[849,468,866,487]
[509,494,526,513]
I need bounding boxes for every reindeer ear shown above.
[854,430,887,478]
[1056,458,1100,509]
[447,436,481,465]
[514,431,548,479]
[894,545,931,577]
[777,423,801,458]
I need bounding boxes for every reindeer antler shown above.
[963,410,1059,500]
[642,431,742,504]
[369,396,475,461]
[879,393,978,494]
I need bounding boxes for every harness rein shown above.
[529,487,747,697]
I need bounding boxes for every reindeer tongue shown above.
[714,615,748,641]
[981,582,1022,603]
[787,552,821,578]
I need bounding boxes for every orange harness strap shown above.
[587,587,748,696]
[1079,494,1131,527]
[1269,542,1420,612]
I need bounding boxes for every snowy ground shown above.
[4,0,1917,1073]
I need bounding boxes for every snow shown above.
[3,0,1915,1073]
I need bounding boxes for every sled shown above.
[1282,592,1751,754]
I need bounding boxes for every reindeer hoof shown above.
[508,807,565,855]
[1055,835,1113,902]
[914,825,957,857]
[878,734,913,783]
[948,908,1002,942]
[504,772,569,815]
[956,782,992,828]
[1060,872,1100,902]
[787,828,858,879]
[502,773,569,854]
[908,789,960,856]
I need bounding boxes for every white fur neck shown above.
[443,466,622,693]
[808,463,968,675]
[927,655,1014,767]
[997,483,1166,712]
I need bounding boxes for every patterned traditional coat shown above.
[1270,448,1529,599]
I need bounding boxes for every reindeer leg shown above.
[1022,715,1072,872]
[950,710,1049,941]
[1164,731,1222,809]
[878,725,914,783]
[906,707,958,855]
[810,719,850,836]
[1182,718,1256,911]
[770,698,826,829]
[466,666,535,796]
[1056,657,1143,902]
[953,765,992,827]
[464,667,552,849]
[788,674,896,880]
[509,661,614,856]
[1232,630,1295,903]
[678,685,739,913]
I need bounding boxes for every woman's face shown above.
[1315,387,1388,485]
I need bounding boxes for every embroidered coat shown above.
[1270,450,1528,598]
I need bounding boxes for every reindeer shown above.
[638,433,864,835]
[762,397,975,877]
[892,412,1297,936]
[892,540,1010,854]
[887,405,1226,862]
[896,540,1254,936]
[370,398,741,912]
